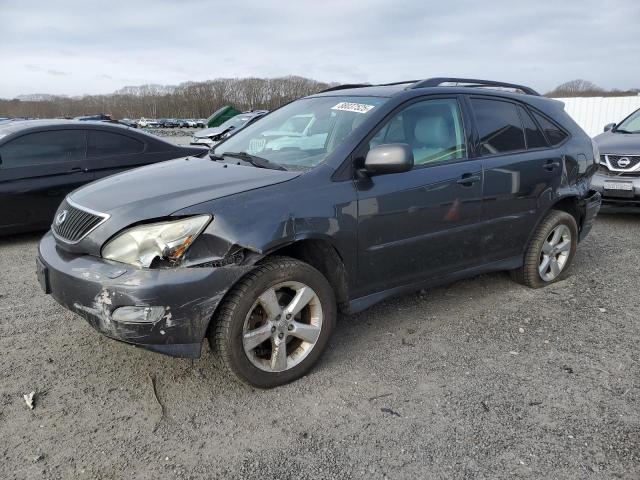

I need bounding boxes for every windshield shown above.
[616,109,640,133]
[213,96,387,171]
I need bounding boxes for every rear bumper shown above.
[38,231,249,358]
[578,190,602,242]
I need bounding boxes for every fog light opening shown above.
[111,306,166,324]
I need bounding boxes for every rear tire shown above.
[511,210,578,288]
[210,256,336,388]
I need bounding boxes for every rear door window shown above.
[518,106,548,149]
[471,98,526,155]
[0,130,86,168]
[87,130,144,157]
[530,111,569,146]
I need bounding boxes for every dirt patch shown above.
[0,212,638,479]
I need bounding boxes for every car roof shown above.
[310,79,565,117]
[0,119,135,134]
[312,84,411,98]
[0,119,186,146]
[310,77,545,99]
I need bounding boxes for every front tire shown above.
[511,210,578,288]
[210,256,336,388]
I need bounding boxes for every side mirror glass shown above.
[604,123,616,132]
[364,144,414,176]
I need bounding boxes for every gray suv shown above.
[37,78,601,388]
[591,108,640,206]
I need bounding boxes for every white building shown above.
[552,96,640,138]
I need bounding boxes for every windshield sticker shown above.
[248,137,266,154]
[331,102,376,114]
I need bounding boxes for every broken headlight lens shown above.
[101,215,211,268]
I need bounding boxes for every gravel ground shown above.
[0,212,638,479]
[147,128,198,147]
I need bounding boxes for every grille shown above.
[603,154,640,171]
[52,199,107,243]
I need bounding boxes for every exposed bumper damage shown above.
[38,231,252,358]
[578,190,602,242]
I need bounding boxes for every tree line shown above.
[0,76,335,119]
[545,79,639,98]
[1,77,638,120]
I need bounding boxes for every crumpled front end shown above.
[38,231,251,357]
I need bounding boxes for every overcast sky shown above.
[1,0,639,98]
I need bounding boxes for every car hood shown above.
[70,156,300,218]
[593,131,640,155]
[194,126,230,138]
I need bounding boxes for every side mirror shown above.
[363,144,414,176]
[604,123,616,132]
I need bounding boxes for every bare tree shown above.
[546,79,614,97]
[0,76,336,119]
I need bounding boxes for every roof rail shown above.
[410,77,540,96]
[378,80,421,86]
[319,84,371,93]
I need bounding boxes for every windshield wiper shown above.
[613,128,637,134]
[220,151,287,170]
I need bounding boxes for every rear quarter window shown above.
[87,130,144,157]
[518,106,548,149]
[531,111,569,146]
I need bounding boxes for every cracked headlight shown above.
[102,215,211,267]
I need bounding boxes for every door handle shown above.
[69,167,88,173]
[543,160,560,171]
[457,173,481,186]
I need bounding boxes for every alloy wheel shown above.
[538,224,572,282]
[242,281,323,372]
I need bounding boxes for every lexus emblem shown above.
[55,210,68,226]
[617,157,631,168]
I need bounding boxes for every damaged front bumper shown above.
[37,231,249,358]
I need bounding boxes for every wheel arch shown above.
[261,237,350,312]
[522,195,582,254]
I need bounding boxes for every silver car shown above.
[591,108,640,206]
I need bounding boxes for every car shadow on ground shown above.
[0,229,46,247]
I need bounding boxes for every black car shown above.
[0,120,207,235]
[157,119,179,128]
[591,108,640,206]
[38,78,601,388]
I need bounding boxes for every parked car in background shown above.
[118,118,138,128]
[138,118,159,128]
[157,118,179,128]
[74,114,112,122]
[206,106,241,128]
[591,108,640,206]
[37,78,601,388]
[191,110,269,147]
[0,120,207,235]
